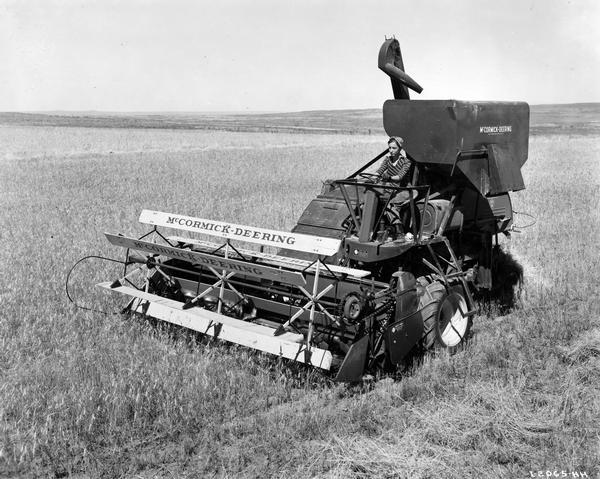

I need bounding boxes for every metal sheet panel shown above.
[382,99,529,166]
[487,143,525,193]
[384,310,424,366]
[382,99,529,195]
[383,99,458,164]
[138,210,341,256]
[294,198,350,230]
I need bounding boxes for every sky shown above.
[1,0,599,112]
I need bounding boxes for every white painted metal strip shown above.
[105,233,307,286]
[310,263,371,279]
[97,282,332,370]
[139,209,341,256]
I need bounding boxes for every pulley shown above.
[341,293,366,325]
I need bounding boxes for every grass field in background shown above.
[2,102,599,136]
[0,116,598,477]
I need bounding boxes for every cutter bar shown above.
[97,282,333,370]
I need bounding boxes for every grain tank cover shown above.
[383,100,529,195]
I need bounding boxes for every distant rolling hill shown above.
[0,103,598,136]
[528,103,600,135]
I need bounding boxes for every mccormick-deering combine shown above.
[92,39,529,381]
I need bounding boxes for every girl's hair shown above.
[387,136,404,147]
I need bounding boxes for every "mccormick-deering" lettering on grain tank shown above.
[479,125,512,134]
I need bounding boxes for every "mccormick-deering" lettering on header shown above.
[165,216,297,245]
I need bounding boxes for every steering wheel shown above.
[356,172,380,182]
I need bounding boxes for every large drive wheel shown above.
[418,278,471,352]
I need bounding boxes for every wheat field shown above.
[0,122,598,478]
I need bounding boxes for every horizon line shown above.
[1,102,599,116]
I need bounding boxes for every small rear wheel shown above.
[418,278,471,352]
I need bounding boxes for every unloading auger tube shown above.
[91,37,528,381]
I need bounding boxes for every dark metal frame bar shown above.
[346,149,389,179]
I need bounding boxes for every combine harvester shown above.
[95,39,529,381]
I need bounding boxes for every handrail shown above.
[346,149,388,179]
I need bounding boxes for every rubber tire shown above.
[417,277,472,353]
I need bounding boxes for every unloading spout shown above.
[378,38,423,99]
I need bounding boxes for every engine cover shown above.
[417,199,464,235]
